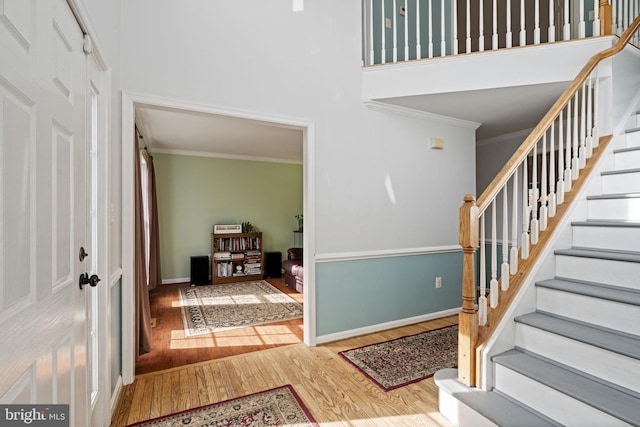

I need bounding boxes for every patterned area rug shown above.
[127,385,318,427]
[179,280,303,336]
[339,324,458,391]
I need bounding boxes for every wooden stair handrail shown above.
[458,12,640,388]
[476,12,640,214]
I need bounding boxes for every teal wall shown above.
[315,251,462,336]
[154,153,303,280]
[110,279,121,395]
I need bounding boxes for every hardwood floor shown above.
[112,314,458,426]
[135,278,304,375]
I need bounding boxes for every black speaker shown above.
[264,251,282,278]
[190,256,209,286]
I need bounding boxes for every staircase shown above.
[436,112,640,427]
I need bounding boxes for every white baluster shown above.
[572,91,580,180]
[510,168,519,274]
[557,110,566,204]
[534,0,541,44]
[624,0,629,33]
[521,157,530,259]
[428,0,434,58]
[479,213,487,326]
[612,0,618,35]
[593,68,600,147]
[453,0,458,55]
[404,0,409,61]
[531,142,539,245]
[579,82,587,168]
[492,0,499,50]
[579,0,586,38]
[563,0,571,40]
[466,0,472,53]
[549,0,556,42]
[369,0,375,65]
[501,185,510,291]
[480,0,485,51]
[520,0,527,45]
[586,76,593,158]
[381,0,386,64]
[393,0,398,62]
[549,122,557,217]
[416,0,421,59]
[540,133,548,231]
[565,99,573,191]
[490,201,499,309]
[593,0,600,36]
[440,0,446,56]
[506,0,513,48]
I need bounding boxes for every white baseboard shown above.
[315,307,461,345]
[162,277,190,285]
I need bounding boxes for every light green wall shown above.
[154,153,303,281]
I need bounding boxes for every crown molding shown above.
[363,100,481,130]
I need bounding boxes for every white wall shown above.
[119,0,476,254]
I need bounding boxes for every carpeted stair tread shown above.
[601,167,640,175]
[492,349,640,425]
[571,219,640,227]
[554,247,640,263]
[536,278,640,306]
[433,369,562,427]
[514,311,640,360]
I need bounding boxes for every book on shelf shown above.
[213,251,231,260]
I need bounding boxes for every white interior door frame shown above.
[120,92,316,385]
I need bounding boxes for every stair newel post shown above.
[531,142,540,245]
[510,169,519,274]
[548,0,556,42]
[459,194,479,387]
[557,110,566,204]
[540,133,548,231]
[501,185,510,291]
[521,157,530,259]
[549,122,557,217]
[565,99,573,191]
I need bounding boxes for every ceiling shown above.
[135,105,304,164]
[135,82,568,162]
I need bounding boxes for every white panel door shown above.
[0,0,91,426]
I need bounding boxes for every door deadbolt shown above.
[79,247,88,262]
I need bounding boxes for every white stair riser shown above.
[438,389,499,427]
[602,171,640,193]
[587,197,640,221]
[555,255,640,290]
[494,365,630,427]
[627,131,640,148]
[614,149,640,169]
[514,324,640,394]
[572,225,640,252]
[536,287,640,336]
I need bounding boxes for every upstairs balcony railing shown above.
[363,0,639,66]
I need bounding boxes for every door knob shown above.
[79,273,101,289]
